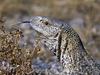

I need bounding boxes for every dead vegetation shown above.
[0,21,36,75]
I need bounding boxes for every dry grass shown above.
[0,22,36,75]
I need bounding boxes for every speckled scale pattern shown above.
[56,20,100,75]
[30,16,100,75]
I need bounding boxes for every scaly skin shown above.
[29,16,100,75]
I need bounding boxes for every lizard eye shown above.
[40,20,49,25]
[44,21,49,25]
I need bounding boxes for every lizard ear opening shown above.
[54,33,59,38]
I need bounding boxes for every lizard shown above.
[27,16,100,75]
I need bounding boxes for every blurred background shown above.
[0,0,100,74]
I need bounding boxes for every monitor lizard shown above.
[28,16,100,75]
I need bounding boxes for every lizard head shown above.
[30,16,61,37]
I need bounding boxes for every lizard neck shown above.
[58,28,97,74]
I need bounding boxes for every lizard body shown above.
[29,16,100,75]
